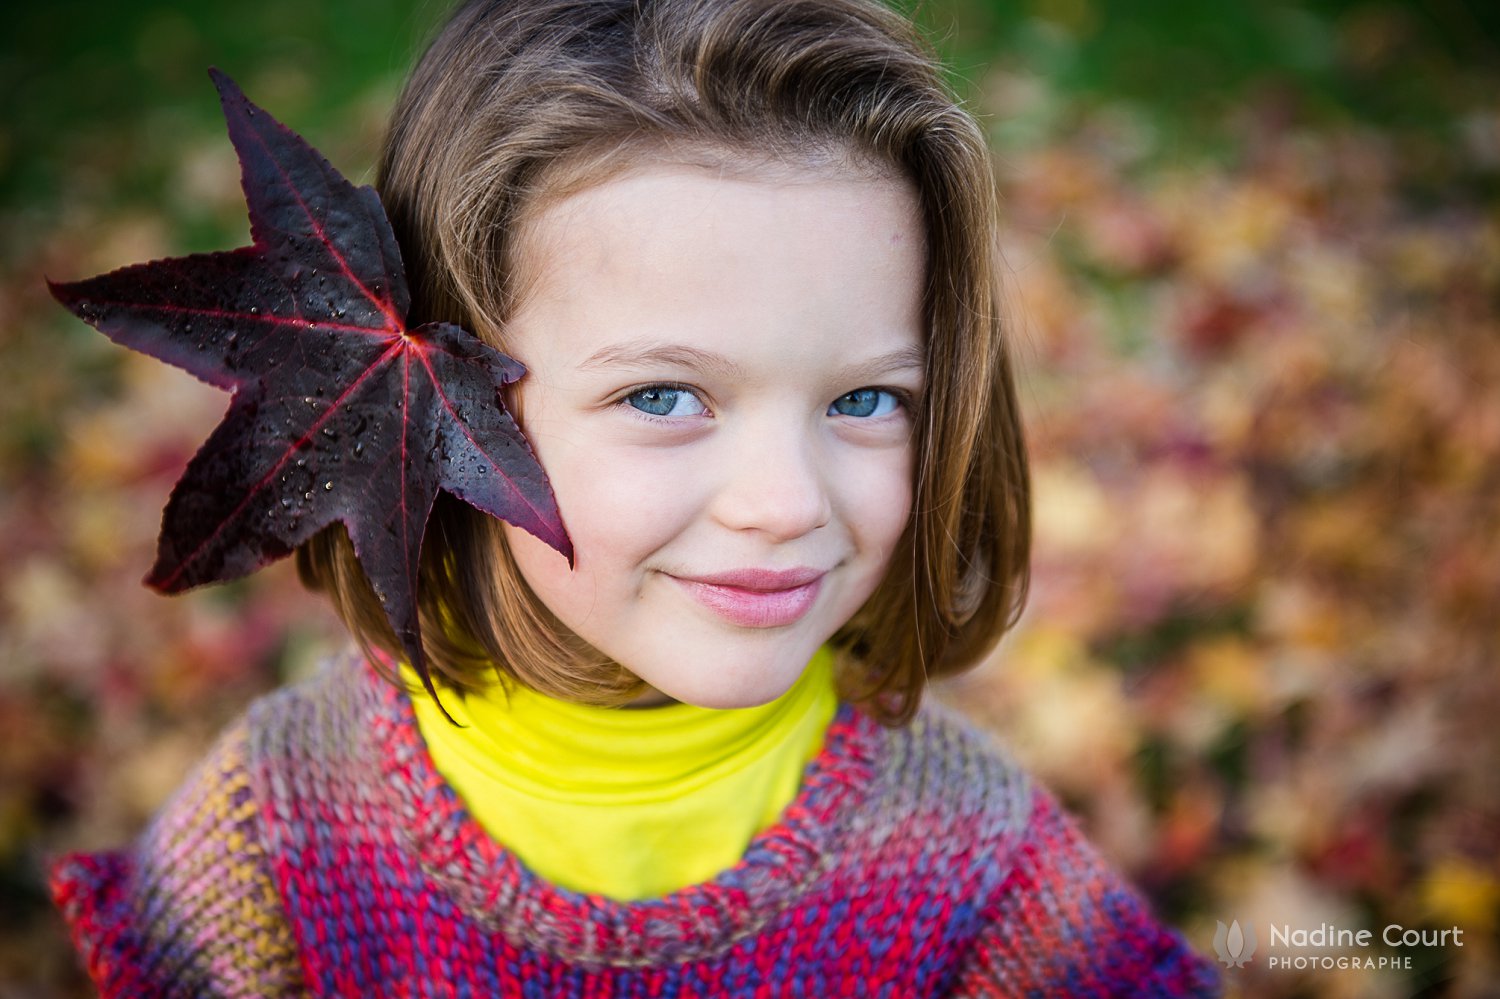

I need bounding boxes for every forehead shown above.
[504,158,926,372]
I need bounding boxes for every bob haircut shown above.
[297,0,1031,725]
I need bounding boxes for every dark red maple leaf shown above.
[48,69,571,703]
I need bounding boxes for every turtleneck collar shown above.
[403,646,838,900]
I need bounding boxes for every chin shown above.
[678,684,786,711]
[636,639,816,710]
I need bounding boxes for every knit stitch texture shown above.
[51,651,1222,997]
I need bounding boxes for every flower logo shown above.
[1214,919,1258,967]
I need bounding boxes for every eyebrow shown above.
[579,340,926,383]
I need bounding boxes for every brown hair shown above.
[297,0,1030,724]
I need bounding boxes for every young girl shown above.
[51,0,1220,994]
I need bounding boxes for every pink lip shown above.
[668,567,826,628]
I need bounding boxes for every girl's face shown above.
[500,157,925,708]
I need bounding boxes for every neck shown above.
[400,647,840,898]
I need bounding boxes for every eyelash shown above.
[830,386,912,419]
[616,382,706,424]
[615,383,914,424]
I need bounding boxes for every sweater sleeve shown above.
[949,788,1222,998]
[49,716,307,997]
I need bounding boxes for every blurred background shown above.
[1,1,1496,996]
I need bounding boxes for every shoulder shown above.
[882,700,1222,996]
[945,784,1223,996]
[869,694,1037,834]
[46,661,361,997]
[831,696,1036,941]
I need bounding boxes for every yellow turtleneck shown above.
[403,647,837,901]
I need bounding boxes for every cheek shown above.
[513,439,705,598]
[503,520,577,608]
[875,469,916,555]
[838,444,915,559]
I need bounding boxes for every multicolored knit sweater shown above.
[51,651,1221,997]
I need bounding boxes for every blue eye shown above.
[829,388,901,418]
[624,385,707,418]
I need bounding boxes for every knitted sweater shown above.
[51,651,1221,997]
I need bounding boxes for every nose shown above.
[710,424,832,541]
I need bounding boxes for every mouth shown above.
[666,567,827,628]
